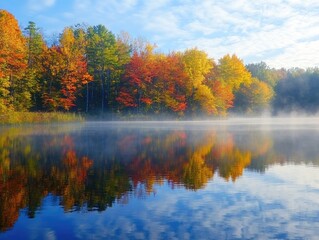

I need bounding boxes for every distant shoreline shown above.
[2,111,319,125]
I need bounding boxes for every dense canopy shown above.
[0,9,318,117]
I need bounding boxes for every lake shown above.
[1,118,319,239]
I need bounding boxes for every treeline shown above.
[1,9,319,116]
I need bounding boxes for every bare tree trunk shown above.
[101,75,104,113]
[106,69,111,112]
[86,82,89,113]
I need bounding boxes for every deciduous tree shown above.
[217,54,251,91]
[181,48,215,114]
[234,78,274,113]
[59,27,92,110]
[41,28,92,111]
[117,43,157,113]
[0,10,27,112]
[153,52,187,114]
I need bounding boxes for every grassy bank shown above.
[0,112,84,125]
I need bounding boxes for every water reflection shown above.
[1,121,319,233]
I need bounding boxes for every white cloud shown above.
[28,0,56,11]
[64,164,319,239]
[23,0,319,68]
[74,0,91,11]
[121,0,319,68]
[268,40,319,68]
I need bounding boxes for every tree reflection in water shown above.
[1,123,319,232]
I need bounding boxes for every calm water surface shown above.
[1,118,319,239]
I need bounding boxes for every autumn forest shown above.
[1,9,319,117]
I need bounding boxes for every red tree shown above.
[117,47,156,112]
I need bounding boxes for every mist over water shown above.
[96,116,319,130]
[1,118,319,239]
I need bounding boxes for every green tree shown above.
[273,68,319,114]
[246,62,282,87]
[86,25,118,112]
[109,32,132,113]
[24,21,47,110]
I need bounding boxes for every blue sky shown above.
[2,0,319,69]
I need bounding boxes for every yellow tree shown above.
[234,77,274,113]
[204,60,234,115]
[0,10,27,112]
[60,27,92,110]
[210,134,252,182]
[217,54,252,91]
[181,48,215,114]
[182,133,215,190]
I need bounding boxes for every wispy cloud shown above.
[18,0,319,68]
[28,0,56,11]
[65,165,319,239]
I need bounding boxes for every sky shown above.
[1,0,319,69]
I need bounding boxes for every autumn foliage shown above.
[0,10,27,112]
[0,9,278,116]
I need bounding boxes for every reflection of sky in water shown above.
[2,120,319,239]
[2,164,319,240]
